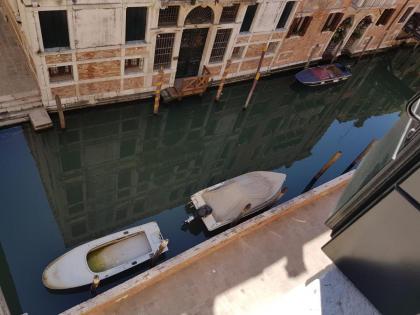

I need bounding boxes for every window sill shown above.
[124,70,144,76]
[274,28,288,33]
[125,40,148,46]
[49,78,74,85]
[43,47,71,54]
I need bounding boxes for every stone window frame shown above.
[240,4,260,33]
[37,10,71,52]
[125,6,148,44]
[209,28,233,64]
[397,6,414,24]
[48,64,74,83]
[153,33,176,70]
[158,6,180,27]
[220,4,240,24]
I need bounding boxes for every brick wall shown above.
[78,61,121,80]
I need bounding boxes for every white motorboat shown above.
[42,222,168,290]
[185,171,286,231]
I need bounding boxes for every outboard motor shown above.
[197,205,212,218]
[183,204,213,224]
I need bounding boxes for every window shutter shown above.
[331,13,344,31]
[286,17,300,37]
[299,16,312,36]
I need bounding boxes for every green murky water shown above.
[0,48,418,315]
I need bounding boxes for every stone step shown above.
[0,95,42,109]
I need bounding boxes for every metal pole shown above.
[243,45,267,110]
[55,95,66,129]
[305,44,320,69]
[357,36,373,63]
[215,60,232,102]
[331,40,345,64]
[303,151,343,193]
[153,67,164,115]
[342,140,376,174]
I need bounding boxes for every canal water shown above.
[0,48,418,315]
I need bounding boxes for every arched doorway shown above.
[342,16,373,54]
[176,6,214,78]
[323,17,353,59]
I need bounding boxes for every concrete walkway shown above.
[64,172,377,315]
[0,10,37,97]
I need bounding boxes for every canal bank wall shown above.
[62,170,354,315]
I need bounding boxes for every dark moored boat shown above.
[295,63,351,86]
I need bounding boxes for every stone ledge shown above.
[62,171,354,315]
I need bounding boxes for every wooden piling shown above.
[215,60,232,102]
[342,140,376,174]
[243,45,267,110]
[153,68,164,115]
[330,40,345,64]
[151,239,169,265]
[90,275,100,297]
[55,94,66,129]
[305,44,320,69]
[303,151,342,193]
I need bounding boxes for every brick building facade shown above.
[2,0,419,109]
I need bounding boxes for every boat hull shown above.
[295,63,352,86]
[191,171,286,231]
[42,222,167,290]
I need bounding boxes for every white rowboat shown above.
[188,171,286,231]
[42,222,168,289]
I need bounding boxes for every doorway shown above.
[176,28,209,78]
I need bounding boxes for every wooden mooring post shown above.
[243,45,267,110]
[215,60,232,102]
[303,151,342,193]
[341,139,376,174]
[55,95,66,129]
[153,68,164,115]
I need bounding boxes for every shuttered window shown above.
[376,8,395,26]
[126,7,147,42]
[209,29,232,63]
[158,6,179,27]
[287,16,313,37]
[154,33,175,70]
[322,12,344,32]
[398,7,414,23]
[277,1,295,29]
[39,11,70,49]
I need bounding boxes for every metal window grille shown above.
[154,33,175,70]
[209,29,232,63]
[125,58,144,73]
[220,4,239,23]
[231,46,244,59]
[48,65,73,82]
[185,7,214,25]
[398,7,414,23]
[266,42,278,55]
[158,6,179,27]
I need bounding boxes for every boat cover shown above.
[202,172,281,222]
[295,63,351,84]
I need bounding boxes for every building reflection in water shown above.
[24,49,416,247]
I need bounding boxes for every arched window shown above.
[185,6,214,25]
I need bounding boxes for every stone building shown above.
[2,0,419,109]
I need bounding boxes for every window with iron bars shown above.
[158,6,179,27]
[125,58,144,74]
[266,42,279,55]
[220,4,239,23]
[398,7,414,23]
[154,33,175,70]
[231,46,244,59]
[48,65,73,82]
[209,29,232,63]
